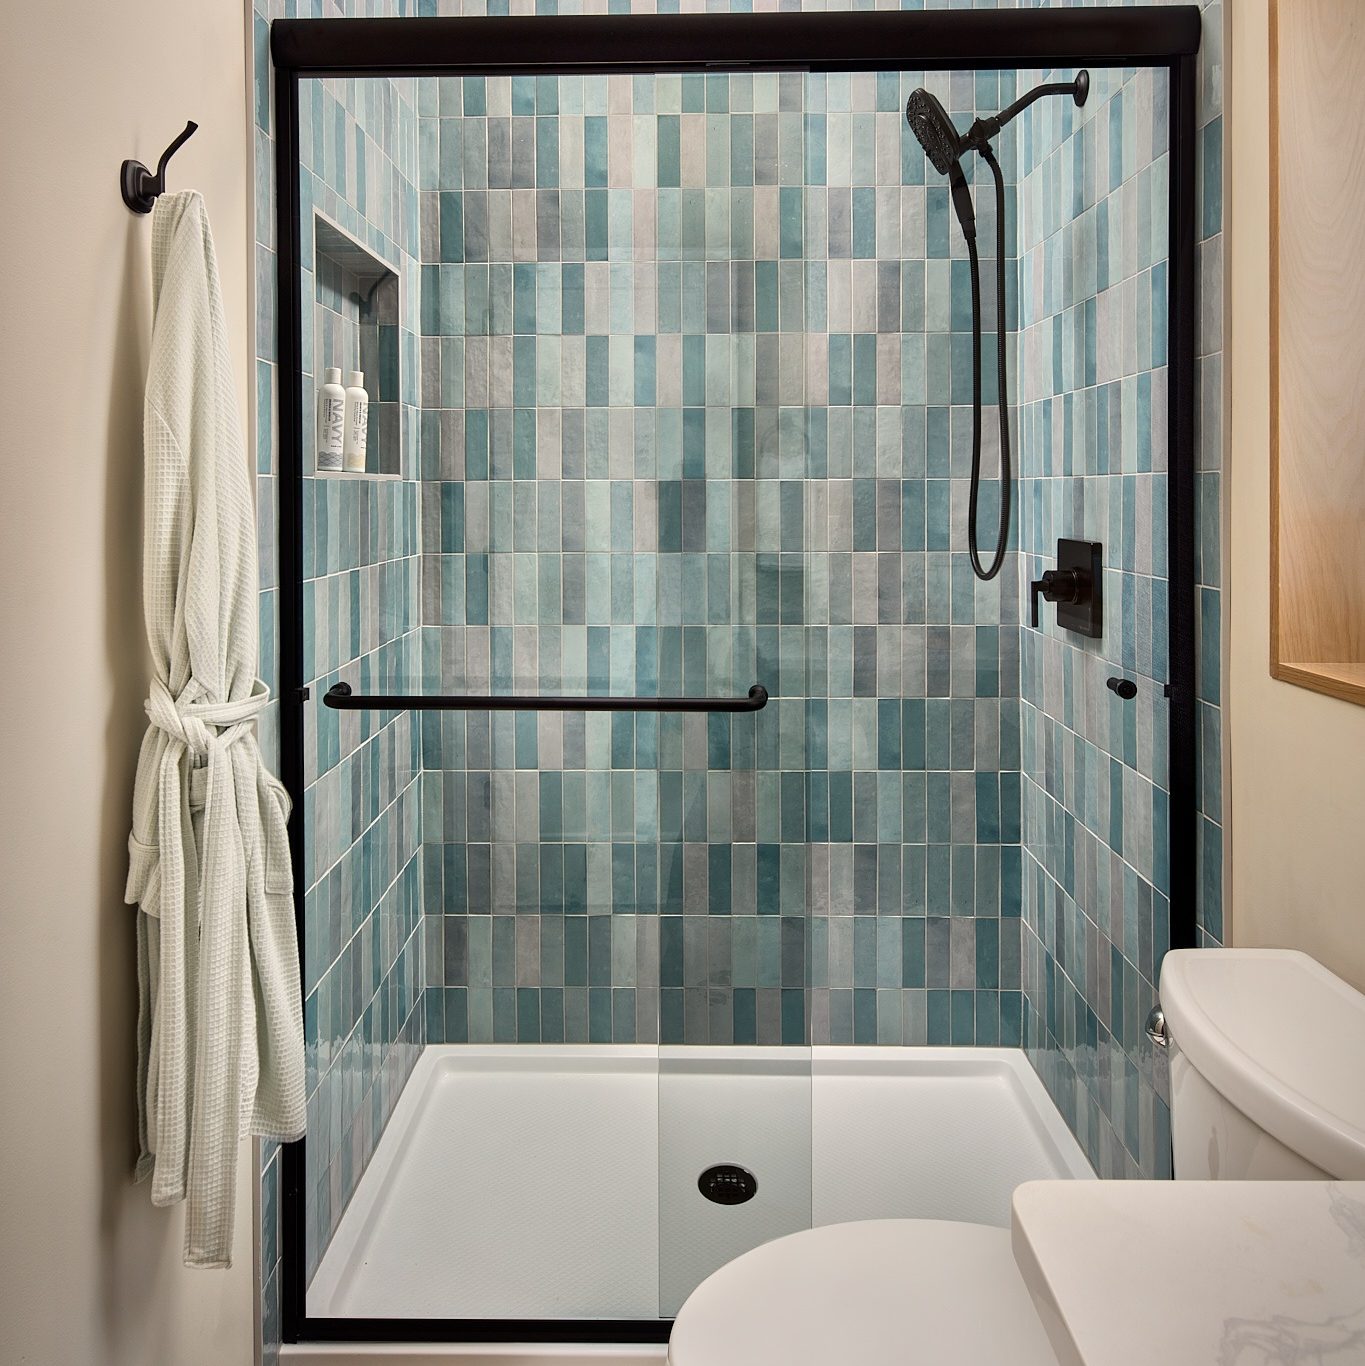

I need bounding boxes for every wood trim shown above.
[1274,662,1365,706]
[1269,0,1283,678]
[1267,0,1365,707]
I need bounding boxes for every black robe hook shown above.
[121,120,198,214]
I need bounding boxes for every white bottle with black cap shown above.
[342,370,369,473]
[317,367,345,471]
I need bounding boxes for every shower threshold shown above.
[304,1045,1091,1327]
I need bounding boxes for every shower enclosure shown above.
[271,6,1201,1348]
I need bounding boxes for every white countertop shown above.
[1012,1180,1365,1366]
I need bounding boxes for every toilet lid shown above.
[668,1219,1059,1366]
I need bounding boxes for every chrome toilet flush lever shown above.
[1030,538,1103,638]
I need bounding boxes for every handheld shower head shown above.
[905,88,964,178]
[905,87,977,240]
[905,71,1090,582]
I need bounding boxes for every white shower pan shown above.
[305,1044,1092,1328]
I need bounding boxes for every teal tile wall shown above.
[1014,59,1175,1180]
[1014,0,1224,1180]
[1192,1,1225,955]
[415,66,1025,1050]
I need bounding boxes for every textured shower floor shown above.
[306,1045,1093,1322]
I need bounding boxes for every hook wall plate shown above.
[121,120,198,214]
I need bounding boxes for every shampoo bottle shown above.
[343,371,369,473]
[317,367,345,471]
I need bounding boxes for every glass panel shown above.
[289,50,1171,1332]
[1013,63,1175,1179]
[296,71,426,1304]
[656,67,812,1318]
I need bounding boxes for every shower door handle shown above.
[321,681,770,713]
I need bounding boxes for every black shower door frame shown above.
[272,4,1202,1347]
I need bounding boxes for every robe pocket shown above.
[260,775,294,896]
[126,835,163,917]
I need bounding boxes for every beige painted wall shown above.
[1227,0,1365,989]
[0,1,257,1364]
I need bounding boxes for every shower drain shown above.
[698,1164,758,1205]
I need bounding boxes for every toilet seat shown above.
[668,1219,1058,1366]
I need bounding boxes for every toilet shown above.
[668,949,1365,1366]
[1162,948,1365,1181]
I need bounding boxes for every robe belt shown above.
[143,677,288,876]
[144,676,271,759]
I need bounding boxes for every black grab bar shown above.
[321,681,769,713]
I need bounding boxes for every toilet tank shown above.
[1158,949,1365,1181]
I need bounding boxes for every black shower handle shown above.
[1029,568,1087,628]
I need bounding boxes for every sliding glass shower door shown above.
[291,54,1081,1328]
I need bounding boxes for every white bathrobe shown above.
[125,190,305,1268]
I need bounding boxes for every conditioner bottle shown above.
[343,371,369,473]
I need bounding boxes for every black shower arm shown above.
[962,73,1089,152]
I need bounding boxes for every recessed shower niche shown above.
[311,214,402,476]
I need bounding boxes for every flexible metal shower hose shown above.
[964,143,1011,582]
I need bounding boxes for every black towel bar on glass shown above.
[321,681,769,713]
